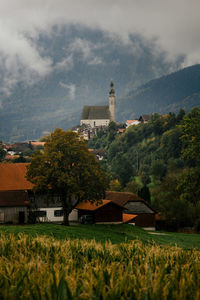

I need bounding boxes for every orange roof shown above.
[5,155,20,160]
[126,120,136,124]
[123,214,137,223]
[30,141,45,147]
[0,163,33,191]
[76,200,112,211]
[118,128,125,133]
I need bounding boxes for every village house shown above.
[126,120,141,128]
[138,114,151,123]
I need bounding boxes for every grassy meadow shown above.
[0,224,200,299]
[0,223,200,249]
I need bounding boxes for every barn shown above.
[0,163,32,224]
[76,200,125,224]
[106,191,156,229]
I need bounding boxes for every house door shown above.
[19,211,25,224]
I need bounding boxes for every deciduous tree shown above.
[26,128,108,225]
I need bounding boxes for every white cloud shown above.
[54,55,74,71]
[59,82,76,100]
[68,38,104,65]
[0,0,200,93]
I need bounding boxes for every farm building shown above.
[0,163,71,224]
[76,200,125,224]
[0,163,33,224]
[0,163,155,228]
[106,191,156,229]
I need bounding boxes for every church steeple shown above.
[109,80,116,122]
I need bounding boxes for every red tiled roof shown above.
[76,199,125,211]
[123,214,137,223]
[0,163,33,191]
[30,141,45,147]
[105,191,143,206]
[76,200,112,211]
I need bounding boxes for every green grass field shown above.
[0,223,199,249]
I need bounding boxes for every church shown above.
[80,81,116,128]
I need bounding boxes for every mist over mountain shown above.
[117,64,200,121]
[0,26,179,142]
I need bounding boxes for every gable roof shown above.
[105,191,155,214]
[139,115,150,122]
[105,191,143,206]
[81,106,110,120]
[0,190,30,207]
[0,163,33,191]
[76,199,125,211]
[125,201,155,214]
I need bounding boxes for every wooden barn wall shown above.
[134,214,155,227]
[95,203,122,223]
[78,210,94,219]
[0,207,28,224]
[78,204,123,223]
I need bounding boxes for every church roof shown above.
[81,106,110,120]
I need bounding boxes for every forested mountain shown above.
[117,64,200,121]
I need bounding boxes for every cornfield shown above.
[0,233,199,299]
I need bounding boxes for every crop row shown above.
[0,233,199,299]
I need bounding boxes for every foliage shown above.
[26,128,108,225]
[178,167,200,207]
[0,233,200,299]
[180,107,200,161]
[151,159,167,181]
[88,108,200,227]
[0,146,6,162]
[109,179,122,192]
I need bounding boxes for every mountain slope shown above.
[117,64,200,121]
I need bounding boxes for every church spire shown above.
[109,80,115,95]
[109,80,116,122]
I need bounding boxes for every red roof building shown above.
[76,200,125,224]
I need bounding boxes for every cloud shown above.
[68,38,104,65]
[0,0,200,94]
[59,82,76,100]
[54,55,74,71]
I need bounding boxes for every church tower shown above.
[109,80,116,122]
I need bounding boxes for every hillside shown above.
[117,64,200,121]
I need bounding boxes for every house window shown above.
[35,210,46,217]
[54,210,64,217]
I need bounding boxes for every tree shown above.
[0,147,6,162]
[180,107,200,160]
[151,159,167,181]
[26,128,108,225]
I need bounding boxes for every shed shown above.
[76,200,125,224]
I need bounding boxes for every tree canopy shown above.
[180,107,200,160]
[26,128,108,225]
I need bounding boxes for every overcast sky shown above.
[0,0,200,94]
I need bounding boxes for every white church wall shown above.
[80,119,110,128]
